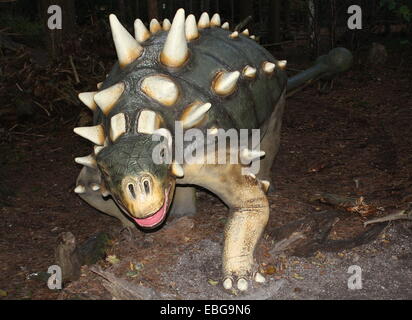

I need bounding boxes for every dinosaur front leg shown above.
[222,178,269,291]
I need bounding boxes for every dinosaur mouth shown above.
[133,186,171,228]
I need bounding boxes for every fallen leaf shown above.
[106,255,120,265]
[292,273,304,280]
[208,279,219,286]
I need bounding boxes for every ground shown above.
[0,42,411,300]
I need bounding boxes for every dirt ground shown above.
[0,43,411,300]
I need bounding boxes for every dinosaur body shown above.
[73,9,352,292]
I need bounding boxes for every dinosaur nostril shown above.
[143,180,150,195]
[128,183,136,199]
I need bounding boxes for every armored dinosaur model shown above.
[73,9,352,292]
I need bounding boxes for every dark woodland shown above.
[0,0,411,300]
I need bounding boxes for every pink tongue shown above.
[133,194,168,228]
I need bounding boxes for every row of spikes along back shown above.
[73,9,284,193]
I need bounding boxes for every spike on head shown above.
[198,12,210,29]
[150,18,162,34]
[141,75,179,106]
[78,92,97,111]
[110,113,127,142]
[239,148,265,164]
[185,14,199,41]
[221,22,229,29]
[109,14,143,68]
[75,154,97,169]
[97,82,103,89]
[94,82,125,115]
[212,71,240,96]
[242,29,250,36]
[171,161,184,177]
[74,185,86,194]
[277,60,287,69]
[210,13,221,27]
[250,35,256,40]
[94,145,105,155]
[134,19,150,42]
[163,18,171,31]
[74,125,105,145]
[160,8,188,68]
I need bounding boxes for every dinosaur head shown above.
[96,131,182,228]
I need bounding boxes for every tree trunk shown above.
[38,0,76,59]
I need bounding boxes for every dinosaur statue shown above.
[73,9,352,292]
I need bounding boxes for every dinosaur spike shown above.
[221,22,229,30]
[74,185,86,194]
[73,125,105,145]
[198,12,210,29]
[263,61,276,74]
[141,75,179,106]
[239,148,265,164]
[243,65,257,79]
[278,60,287,69]
[78,92,97,111]
[212,71,240,96]
[185,14,199,41]
[75,154,97,169]
[90,183,100,192]
[160,8,188,68]
[171,161,184,178]
[150,18,162,34]
[109,14,143,68]
[210,13,221,27]
[101,188,110,197]
[97,82,103,89]
[110,113,126,142]
[137,110,162,134]
[250,35,256,40]
[163,18,171,31]
[180,102,212,129]
[94,83,125,115]
[134,19,150,42]
[242,29,250,36]
[94,145,105,155]
[229,31,239,39]
[260,180,270,193]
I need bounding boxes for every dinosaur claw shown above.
[237,278,248,291]
[254,272,266,283]
[223,278,233,290]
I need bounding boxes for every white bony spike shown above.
[185,14,199,41]
[101,189,110,197]
[73,125,105,145]
[137,110,162,134]
[110,113,126,142]
[160,8,188,68]
[210,13,221,27]
[221,22,229,29]
[243,65,257,79]
[141,75,179,106]
[171,161,184,178]
[239,148,265,164]
[163,18,171,31]
[134,19,150,42]
[260,180,270,193]
[97,82,103,89]
[94,145,105,155]
[250,35,256,40]
[255,272,266,283]
[91,184,101,192]
[212,71,240,96]
[74,185,86,194]
[75,154,97,169]
[229,31,239,39]
[242,29,249,36]
[198,12,210,29]
[94,82,125,115]
[109,14,143,68]
[78,92,97,111]
[263,61,276,74]
[248,173,256,179]
[278,60,287,69]
[150,18,162,33]
[181,102,212,129]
